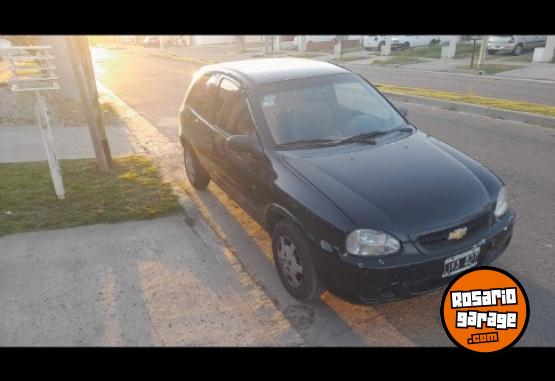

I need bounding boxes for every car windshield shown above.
[256,73,409,148]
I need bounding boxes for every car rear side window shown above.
[187,73,219,122]
[213,78,254,135]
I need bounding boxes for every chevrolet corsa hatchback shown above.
[178,58,515,304]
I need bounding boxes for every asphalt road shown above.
[93,47,555,346]
[345,63,555,106]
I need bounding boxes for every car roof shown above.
[199,58,351,86]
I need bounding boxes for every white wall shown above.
[193,35,235,46]
[193,35,263,46]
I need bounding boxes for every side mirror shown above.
[225,135,262,157]
[398,107,408,118]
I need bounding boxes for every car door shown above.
[182,72,221,178]
[210,76,270,220]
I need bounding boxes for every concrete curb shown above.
[383,92,555,128]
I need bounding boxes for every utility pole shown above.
[263,35,269,55]
[334,35,344,60]
[477,35,489,68]
[66,35,112,172]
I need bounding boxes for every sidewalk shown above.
[0,126,132,163]
[0,215,302,346]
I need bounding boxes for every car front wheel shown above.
[272,220,323,302]
[183,142,210,189]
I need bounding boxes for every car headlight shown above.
[346,229,400,256]
[494,186,508,218]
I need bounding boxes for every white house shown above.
[190,35,264,46]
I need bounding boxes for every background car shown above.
[364,35,442,51]
[292,35,335,47]
[487,35,547,56]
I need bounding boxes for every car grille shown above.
[416,211,492,253]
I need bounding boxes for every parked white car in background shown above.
[363,35,442,51]
[487,35,547,56]
[293,35,335,47]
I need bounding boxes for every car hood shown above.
[279,131,497,238]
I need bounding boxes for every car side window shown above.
[187,73,219,122]
[213,77,255,135]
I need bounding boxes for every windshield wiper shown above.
[338,126,413,145]
[275,138,340,149]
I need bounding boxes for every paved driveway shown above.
[0,216,301,346]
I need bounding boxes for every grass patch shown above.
[0,155,181,236]
[390,44,444,59]
[342,45,365,53]
[376,83,555,118]
[379,41,482,62]
[150,53,218,65]
[100,100,120,122]
[502,53,533,63]
[455,63,524,74]
[453,42,483,58]
[289,51,326,58]
[330,54,370,63]
[373,56,426,65]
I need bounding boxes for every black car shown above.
[178,58,515,304]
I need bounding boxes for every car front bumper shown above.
[313,209,516,304]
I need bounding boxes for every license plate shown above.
[442,246,480,278]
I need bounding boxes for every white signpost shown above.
[5,46,65,199]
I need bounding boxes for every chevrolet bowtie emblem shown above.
[448,227,468,241]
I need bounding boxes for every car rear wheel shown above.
[272,220,323,302]
[513,43,523,56]
[183,142,210,189]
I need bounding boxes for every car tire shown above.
[183,141,210,189]
[272,219,323,302]
[513,43,523,56]
[403,41,410,50]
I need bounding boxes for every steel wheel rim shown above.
[276,235,304,288]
